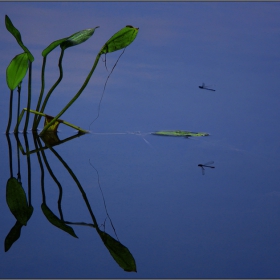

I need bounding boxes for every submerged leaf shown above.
[5,15,34,62]
[41,203,78,238]
[99,231,137,272]
[152,130,210,137]
[100,25,139,54]
[60,27,99,50]
[6,53,29,90]
[44,115,61,132]
[4,221,23,252]
[6,177,33,225]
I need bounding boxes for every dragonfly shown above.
[198,161,215,175]
[198,83,216,91]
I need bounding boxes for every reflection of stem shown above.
[6,90,14,134]
[40,52,102,136]
[23,62,32,133]
[33,57,47,130]
[33,133,46,203]
[35,49,65,128]
[16,133,21,183]
[6,134,13,178]
[36,136,64,220]
[47,145,99,228]
[64,221,95,228]
[89,159,119,240]
[23,133,32,206]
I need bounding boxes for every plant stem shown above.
[17,83,21,125]
[6,89,14,134]
[35,49,65,129]
[32,56,47,130]
[23,61,32,133]
[40,52,102,136]
[15,108,88,134]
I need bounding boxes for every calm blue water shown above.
[1,2,280,277]
[0,128,279,278]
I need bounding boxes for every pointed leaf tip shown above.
[5,15,34,62]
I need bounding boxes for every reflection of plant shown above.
[4,133,136,272]
[4,15,139,135]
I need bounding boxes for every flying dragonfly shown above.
[198,161,215,175]
[198,83,216,91]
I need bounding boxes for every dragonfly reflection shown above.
[198,83,216,91]
[198,161,215,175]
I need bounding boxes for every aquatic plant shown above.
[4,15,139,136]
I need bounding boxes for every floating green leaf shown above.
[6,53,29,90]
[6,177,33,226]
[4,221,23,252]
[100,25,139,54]
[152,130,210,137]
[41,203,78,238]
[99,230,137,272]
[5,15,34,62]
[60,27,99,50]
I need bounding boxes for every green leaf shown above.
[42,37,70,57]
[6,53,29,90]
[60,27,99,50]
[4,221,23,252]
[41,203,78,238]
[152,130,210,137]
[5,15,34,62]
[99,231,137,272]
[6,177,33,226]
[100,25,139,54]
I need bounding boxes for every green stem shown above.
[35,49,65,129]
[15,108,88,134]
[23,62,32,133]
[6,90,14,134]
[32,56,47,130]
[17,83,21,126]
[40,52,102,136]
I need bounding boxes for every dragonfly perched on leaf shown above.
[198,83,216,91]
[198,161,215,175]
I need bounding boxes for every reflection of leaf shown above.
[44,115,61,133]
[100,25,139,54]
[99,231,137,272]
[41,203,78,238]
[5,15,34,62]
[4,221,23,252]
[40,130,61,146]
[6,178,33,226]
[152,130,210,137]
[6,53,29,90]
